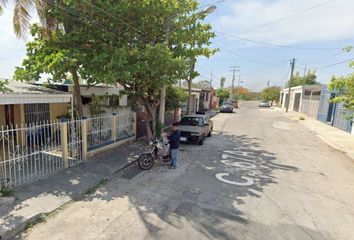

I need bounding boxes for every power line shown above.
[81,0,143,35]
[315,58,354,69]
[239,0,338,34]
[215,31,343,51]
[307,51,344,64]
[214,43,285,69]
[199,0,226,9]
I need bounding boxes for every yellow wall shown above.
[50,103,69,121]
[0,105,5,127]
[13,104,24,126]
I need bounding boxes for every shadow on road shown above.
[15,133,330,240]
[53,133,326,240]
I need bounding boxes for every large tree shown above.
[329,73,354,118]
[260,86,281,101]
[231,86,252,100]
[0,0,55,38]
[84,0,216,138]
[6,0,86,115]
[13,0,217,138]
[287,70,320,87]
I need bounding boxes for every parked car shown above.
[259,100,270,107]
[223,100,239,109]
[179,115,213,145]
[220,103,233,113]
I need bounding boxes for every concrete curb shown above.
[0,158,139,240]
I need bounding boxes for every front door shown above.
[5,105,15,126]
[293,93,301,112]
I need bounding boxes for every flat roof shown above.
[2,80,70,95]
[0,80,72,104]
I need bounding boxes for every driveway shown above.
[18,101,354,240]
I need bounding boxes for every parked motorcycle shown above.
[138,131,171,170]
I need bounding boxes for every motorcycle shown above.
[138,131,171,170]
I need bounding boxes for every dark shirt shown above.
[168,130,180,149]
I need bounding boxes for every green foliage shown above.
[231,86,252,100]
[166,86,188,112]
[88,94,108,116]
[329,73,354,117]
[260,86,281,101]
[0,80,12,93]
[286,70,320,87]
[88,93,120,116]
[13,0,217,138]
[84,178,108,195]
[0,187,14,197]
[216,89,230,104]
[25,213,49,230]
[155,121,165,138]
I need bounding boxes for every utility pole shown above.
[303,64,307,77]
[230,66,240,100]
[210,70,213,87]
[286,58,296,113]
[267,80,270,87]
[237,75,243,87]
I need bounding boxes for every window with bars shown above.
[24,103,50,124]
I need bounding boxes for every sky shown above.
[1,0,354,92]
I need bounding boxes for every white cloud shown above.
[216,0,354,45]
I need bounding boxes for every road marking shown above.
[215,173,254,186]
[273,121,291,130]
[220,160,256,169]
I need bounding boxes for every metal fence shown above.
[0,112,136,189]
[116,113,135,141]
[0,121,64,188]
[87,115,113,151]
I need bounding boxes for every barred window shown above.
[24,103,50,124]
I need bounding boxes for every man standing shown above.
[168,123,180,169]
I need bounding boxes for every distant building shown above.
[35,83,129,117]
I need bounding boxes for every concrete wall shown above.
[50,103,69,121]
[301,99,319,119]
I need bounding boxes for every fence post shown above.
[81,119,88,161]
[112,114,117,142]
[61,122,69,168]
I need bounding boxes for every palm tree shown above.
[1,0,84,116]
[0,0,55,38]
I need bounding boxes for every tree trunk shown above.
[186,79,192,115]
[145,104,157,141]
[136,96,158,141]
[70,68,84,117]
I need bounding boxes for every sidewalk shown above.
[275,108,354,160]
[0,140,147,240]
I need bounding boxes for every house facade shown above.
[280,85,323,112]
[317,86,353,134]
[36,83,129,117]
[280,84,353,135]
[0,80,72,127]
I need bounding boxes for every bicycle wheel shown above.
[138,153,155,170]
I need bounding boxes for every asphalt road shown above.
[19,101,354,240]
